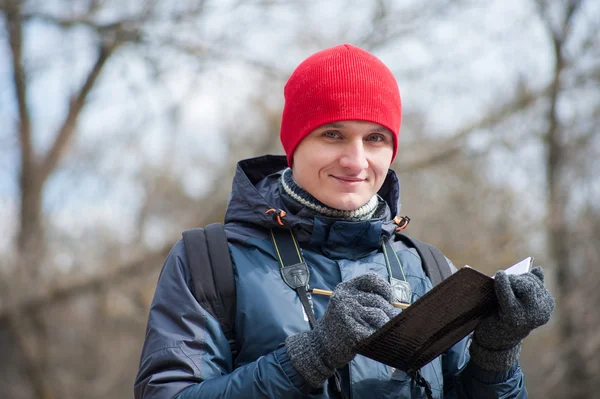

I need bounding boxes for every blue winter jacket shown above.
[134,155,528,398]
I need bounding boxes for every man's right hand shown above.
[285,272,398,387]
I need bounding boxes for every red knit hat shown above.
[280,44,402,166]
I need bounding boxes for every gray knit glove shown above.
[285,272,398,387]
[470,266,555,371]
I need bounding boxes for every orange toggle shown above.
[265,208,287,226]
[394,216,410,231]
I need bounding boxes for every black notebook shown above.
[355,258,533,373]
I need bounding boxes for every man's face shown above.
[291,120,394,211]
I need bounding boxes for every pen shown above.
[309,288,410,309]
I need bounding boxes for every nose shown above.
[339,140,369,171]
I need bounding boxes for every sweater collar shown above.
[279,168,380,221]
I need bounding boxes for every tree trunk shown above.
[543,2,589,396]
[18,164,45,277]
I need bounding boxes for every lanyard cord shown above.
[382,238,407,282]
[382,238,413,306]
[384,238,432,398]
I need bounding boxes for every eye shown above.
[323,130,341,139]
[366,134,385,142]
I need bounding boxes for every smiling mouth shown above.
[332,176,366,183]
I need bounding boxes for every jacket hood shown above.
[224,155,403,257]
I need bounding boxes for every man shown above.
[135,44,554,398]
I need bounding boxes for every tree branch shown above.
[40,43,116,182]
[162,39,290,80]
[396,146,462,171]
[5,2,34,174]
[0,245,171,324]
[357,0,463,51]
[21,11,138,33]
[397,80,550,171]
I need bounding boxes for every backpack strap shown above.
[394,233,451,287]
[182,223,237,357]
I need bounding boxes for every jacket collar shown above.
[224,155,402,258]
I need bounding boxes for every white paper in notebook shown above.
[500,257,534,277]
[463,257,533,277]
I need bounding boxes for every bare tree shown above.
[0,1,226,397]
[533,0,600,396]
[1,1,148,397]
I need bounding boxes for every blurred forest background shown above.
[0,0,598,398]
